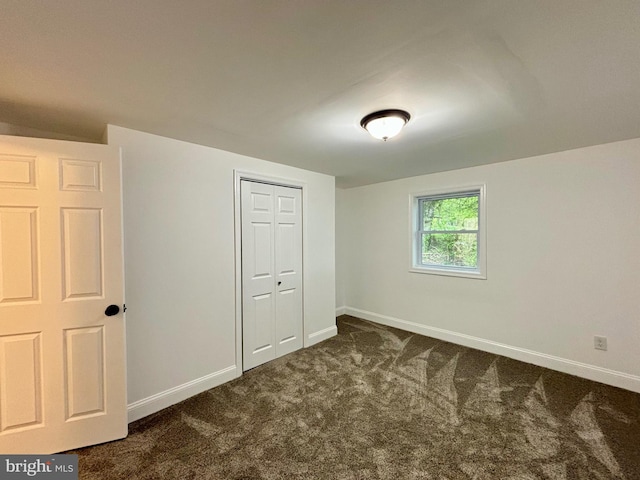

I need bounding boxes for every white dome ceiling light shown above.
[360,109,411,141]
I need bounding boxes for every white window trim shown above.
[409,184,487,279]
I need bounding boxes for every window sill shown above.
[409,266,486,280]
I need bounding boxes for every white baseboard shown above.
[336,306,347,316]
[344,307,640,394]
[307,325,338,347]
[127,365,239,423]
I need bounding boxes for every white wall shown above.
[339,138,640,392]
[107,125,336,421]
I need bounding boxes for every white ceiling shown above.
[1,0,639,187]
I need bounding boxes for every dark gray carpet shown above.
[73,316,640,479]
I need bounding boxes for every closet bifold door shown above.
[240,180,302,371]
[273,185,303,358]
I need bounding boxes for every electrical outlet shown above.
[594,336,608,351]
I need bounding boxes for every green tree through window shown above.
[418,192,479,268]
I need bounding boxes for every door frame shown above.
[233,170,307,374]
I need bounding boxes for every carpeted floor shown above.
[73,316,640,479]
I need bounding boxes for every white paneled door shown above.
[241,180,302,371]
[0,136,126,453]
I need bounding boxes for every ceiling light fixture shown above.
[360,109,411,141]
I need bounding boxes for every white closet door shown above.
[241,180,302,371]
[241,181,277,370]
[274,186,303,357]
[0,135,126,453]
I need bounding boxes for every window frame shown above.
[409,184,486,279]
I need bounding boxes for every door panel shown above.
[59,159,101,192]
[61,208,103,299]
[276,224,295,273]
[252,293,274,352]
[0,154,36,188]
[0,332,43,432]
[64,326,105,419]
[251,222,273,278]
[0,135,126,454]
[0,207,39,303]
[275,288,297,345]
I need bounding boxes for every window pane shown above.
[421,233,478,268]
[422,195,479,231]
